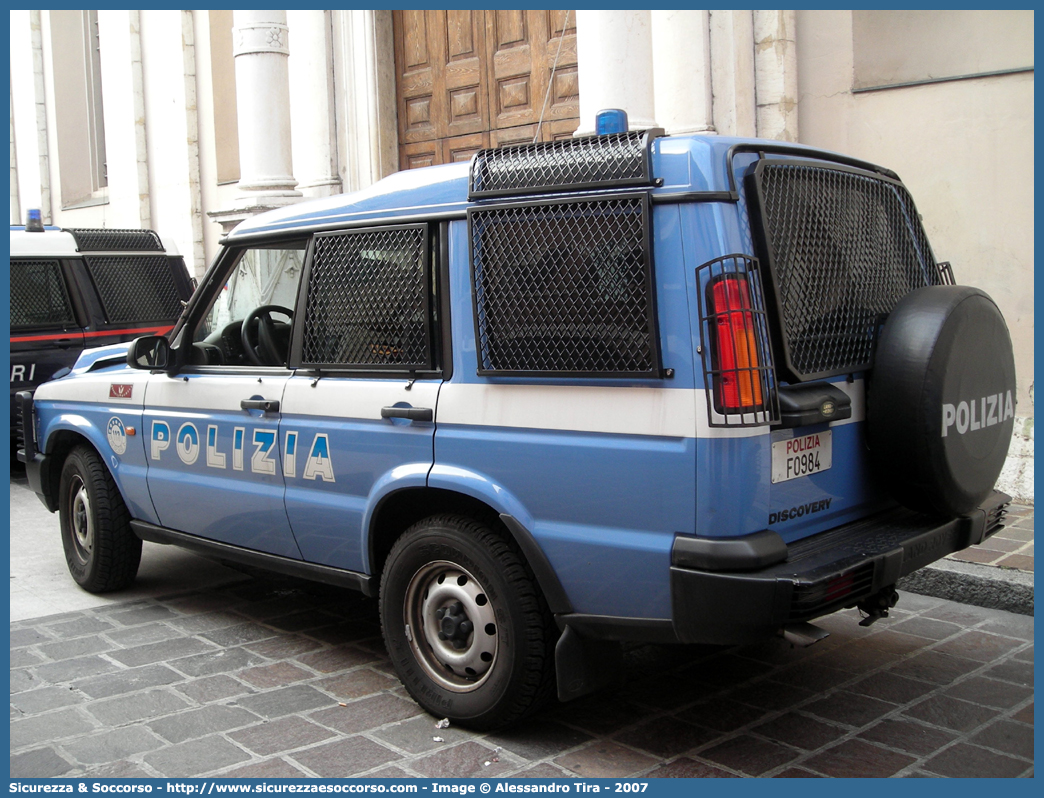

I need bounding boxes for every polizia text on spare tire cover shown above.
[17,121,1017,730]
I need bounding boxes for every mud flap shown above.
[555,625,623,702]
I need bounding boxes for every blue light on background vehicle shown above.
[595,108,629,135]
[25,208,44,232]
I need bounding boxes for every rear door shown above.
[9,258,85,430]
[281,224,442,574]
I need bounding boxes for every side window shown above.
[469,194,659,376]
[10,259,76,328]
[85,256,183,323]
[192,241,307,367]
[298,225,432,370]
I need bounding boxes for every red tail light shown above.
[710,275,764,410]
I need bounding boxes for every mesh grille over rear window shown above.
[85,256,183,324]
[470,195,658,376]
[10,260,75,328]
[302,226,431,369]
[752,161,947,381]
[67,228,163,252]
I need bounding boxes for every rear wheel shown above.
[380,514,556,730]
[59,445,141,592]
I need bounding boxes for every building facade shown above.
[8,9,1033,499]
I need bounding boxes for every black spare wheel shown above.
[867,285,1016,517]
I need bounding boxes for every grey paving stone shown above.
[107,637,216,668]
[10,747,75,777]
[104,623,182,647]
[233,684,337,719]
[222,758,310,778]
[290,736,401,778]
[84,760,156,778]
[10,627,54,648]
[37,635,112,661]
[170,646,268,677]
[107,605,179,626]
[74,663,185,699]
[201,622,277,647]
[34,655,120,685]
[148,704,259,744]
[228,715,337,756]
[61,727,166,765]
[11,648,44,667]
[11,709,95,749]
[372,715,474,755]
[144,736,252,777]
[10,686,85,714]
[44,617,116,639]
[86,689,191,725]
[309,693,422,734]
[12,669,39,694]
[166,611,253,635]
[970,719,1035,760]
[174,674,254,704]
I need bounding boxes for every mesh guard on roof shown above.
[67,228,164,252]
[469,130,658,200]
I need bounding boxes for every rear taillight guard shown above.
[696,255,780,427]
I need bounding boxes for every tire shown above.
[58,445,142,592]
[867,285,1016,517]
[379,514,556,730]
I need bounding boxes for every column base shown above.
[207,196,303,235]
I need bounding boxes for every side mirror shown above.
[127,336,171,371]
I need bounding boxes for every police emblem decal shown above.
[107,417,128,455]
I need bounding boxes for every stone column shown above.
[709,10,757,138]
[286,10,341,198]
[651,11,714,135]
[754,10,798,142]
[575,10,657,135]
[231,10,300,209]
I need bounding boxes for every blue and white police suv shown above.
[18,114,1016,729]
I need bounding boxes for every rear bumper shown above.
[671,491,1011,644]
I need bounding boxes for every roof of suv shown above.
[226,134,858,243]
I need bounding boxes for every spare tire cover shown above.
[867,285,1016,517]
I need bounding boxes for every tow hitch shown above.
[856,585,899,627]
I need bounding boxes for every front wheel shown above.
[380,514,556,730]
[58,445,141,592]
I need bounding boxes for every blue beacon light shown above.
[595,109,629,135]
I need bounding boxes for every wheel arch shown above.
[368,486,574,615]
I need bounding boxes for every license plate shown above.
[772,431,832,483]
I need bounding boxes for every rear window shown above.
[84,255,184,324]
[10,259,76,328]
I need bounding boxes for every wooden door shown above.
[393,10,578,170]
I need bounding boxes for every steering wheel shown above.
[241,305,293,366]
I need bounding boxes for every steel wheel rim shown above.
[69,476,93,562]
[403,560,499,692]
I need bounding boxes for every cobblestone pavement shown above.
[10,576,1034,779]
[949,504,1034,572]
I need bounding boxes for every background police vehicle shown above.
[10,214,193,442]
[18,114,1016,730]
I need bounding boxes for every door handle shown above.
[381,406,433,422]
[241,398,280,413]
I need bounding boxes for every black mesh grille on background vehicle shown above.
[469,130,654,199]
[302,226,431,369]
[10,260,76,328]
[695,255,779,427]
[84,256,183,323]
[751,161,949,381]
[68,228,164,252]
[470,194,658,376]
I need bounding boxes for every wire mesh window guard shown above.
[750,160,949,382]
[695,255,779,427]
[302,226,431,370]
[84,256,184,324]
[469,130,655,199]
[470,194,659,377]
[68,228,164,252]
[10,260,76,328]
